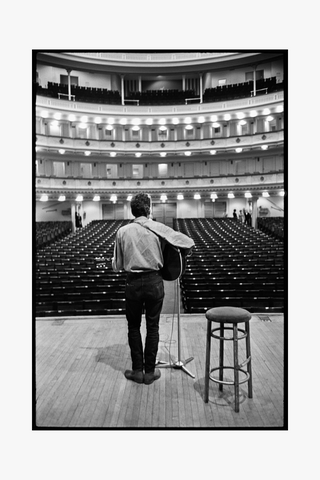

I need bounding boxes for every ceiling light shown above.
[106,125,113,130]
[84,151,91,156]
[279,191,285,196]
[224,114,231,121]
[127,195,133,201]
[93,195,100,201]
[160,194,167,202]
[263,108,271,115]
[53,113,61,120]
[40,194,48,202]
[59,149,65,154]
[210,115,218,122]
[261,145,268,150]
[184,117,192,124]
[245,192,252,198]
[58,195,66,202]
[132,118,141,125]
[276,105,284,113]
[107,117,115,125]
[68,114,76,122]
[211,193,218,199]
[120,118,127,125]
[184,151,191,156]
[110,194,117,203]
[135,152,142,157]
[80,116,88,123]
[132,125,140,131]
[172,118,179,125]
[235,148,242,153]
[262,191,270,197]
[51,120,59,127]
[76,195,83,202]
[110,152,117,157]
[159,125,167,131]
[40,110,49,118]
[177,194,184,200]
[210,150,216,155]
[194,193,201,200]
[79,123,87,129]
[198,116,205,123]
[237,112,245,119]
[212,122,220,128]
[250,110,258,117]
[185,125,193,130]
[228,193,235,198]
[159,118,166,125]
[239,120,247,125]
[94,116,102,124]
[160,152,167,157]
[266,116,274,122]
[146,118,153,125]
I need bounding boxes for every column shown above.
[251,197,258,229]
[121,75,125,105]
[199,73,203,103]
[253,66,256,97]
[182,75,186,91]
[71,202,76,232]
[138,76,142,92]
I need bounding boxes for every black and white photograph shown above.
[33,49,287,429]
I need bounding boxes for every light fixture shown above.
[132,118,141,125]
[160,194,167,202]
[58,195,66,202]
[212,122,220,128]
[185,124,193,130]
[76,195,83,202]
[40,110,49,118]
[127,195,133,201]
[211,193,218,199]
[159,125,167,131]
[51,120,59,127]
[224,114,231,121]
[172,118,179,125]
[93,195,100,201]
[228,193,235,198]
[262,191,270,197]
[68,114,76,122]
[94,116,102,124]
[237,112,245,119]
[59,149,65,154]
[184,117,192,124]
[146,118,153,125]
[261,145,268,150]
[107,117,115,125]
[266,115,274,122]
[279,191,285,196]
[198,116,205,123]
[80,116,88,123]
[40,194,48,202]
[84,151,91,156]
[177,194,184,200]
[53,113,61,120]
[110,194,117,203]
[235,148,242,153]
[160,152,167,157]
[106,125,113,130]
[250,110,258,117]
[263,108,271,116]
[110,152,117,157]
[120,118,127,125]
[210,150,216,155]
[210,115,218,122]
[276,105,284,113]
[79,123,87,129]
[184,151,191,156]
[132,125,140,131]
[239,120,247,125]
[194,193,201,200]
[135,152,142,157]
[159,118,166,125]
[245,192,252,198]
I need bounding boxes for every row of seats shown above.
[36,221,72,249]
[126,89,197,105]
[36,82,121,104]
[257,217,284,240]
[175,218,284,314]
[203,77,283,103]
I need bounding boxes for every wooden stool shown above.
[204,306,253,412]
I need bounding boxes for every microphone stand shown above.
[156,276,195,378]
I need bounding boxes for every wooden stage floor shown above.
[35,313,285,429]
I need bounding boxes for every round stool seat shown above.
[206,306,251,324]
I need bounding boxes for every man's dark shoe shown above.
[144,369,161,385]
[124,370,144,384]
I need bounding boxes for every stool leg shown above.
[245,321,253,399]
[233,324,240,413]
[219,323,224,392]
[204,319,211,403]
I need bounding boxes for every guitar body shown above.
[161,244,186,281]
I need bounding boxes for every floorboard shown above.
[35,313,285,429]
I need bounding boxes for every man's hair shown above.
[131,193,151,218]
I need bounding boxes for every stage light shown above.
[107,117,115,124]
[198,116,205,123]
[262,191,270,197]
[245,192,252,198]
[210,115,218,122]
[76,195,83,202]
[237,112,245,119]
[58,149,65,154]
[84,151,91,156]
[51,120,59,127]
[40,194,48,202]
[58,195,66,202]
[93,195,100,201]
[159,118,166,125]
[184,117,192,124]
[132,118,141,125]
[212,122,220,128]
[79,123,87,129]
[40,110,49,118]
[194,193,201,199]
[228,193,235,198]
[177,194,184,200]
[211,193,218,199]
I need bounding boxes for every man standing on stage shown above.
[112,193,194,385]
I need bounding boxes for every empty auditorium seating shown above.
[257,217,284,240]
[175,218,284,314]
[36,221,72,249]
[203,77,283,103]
